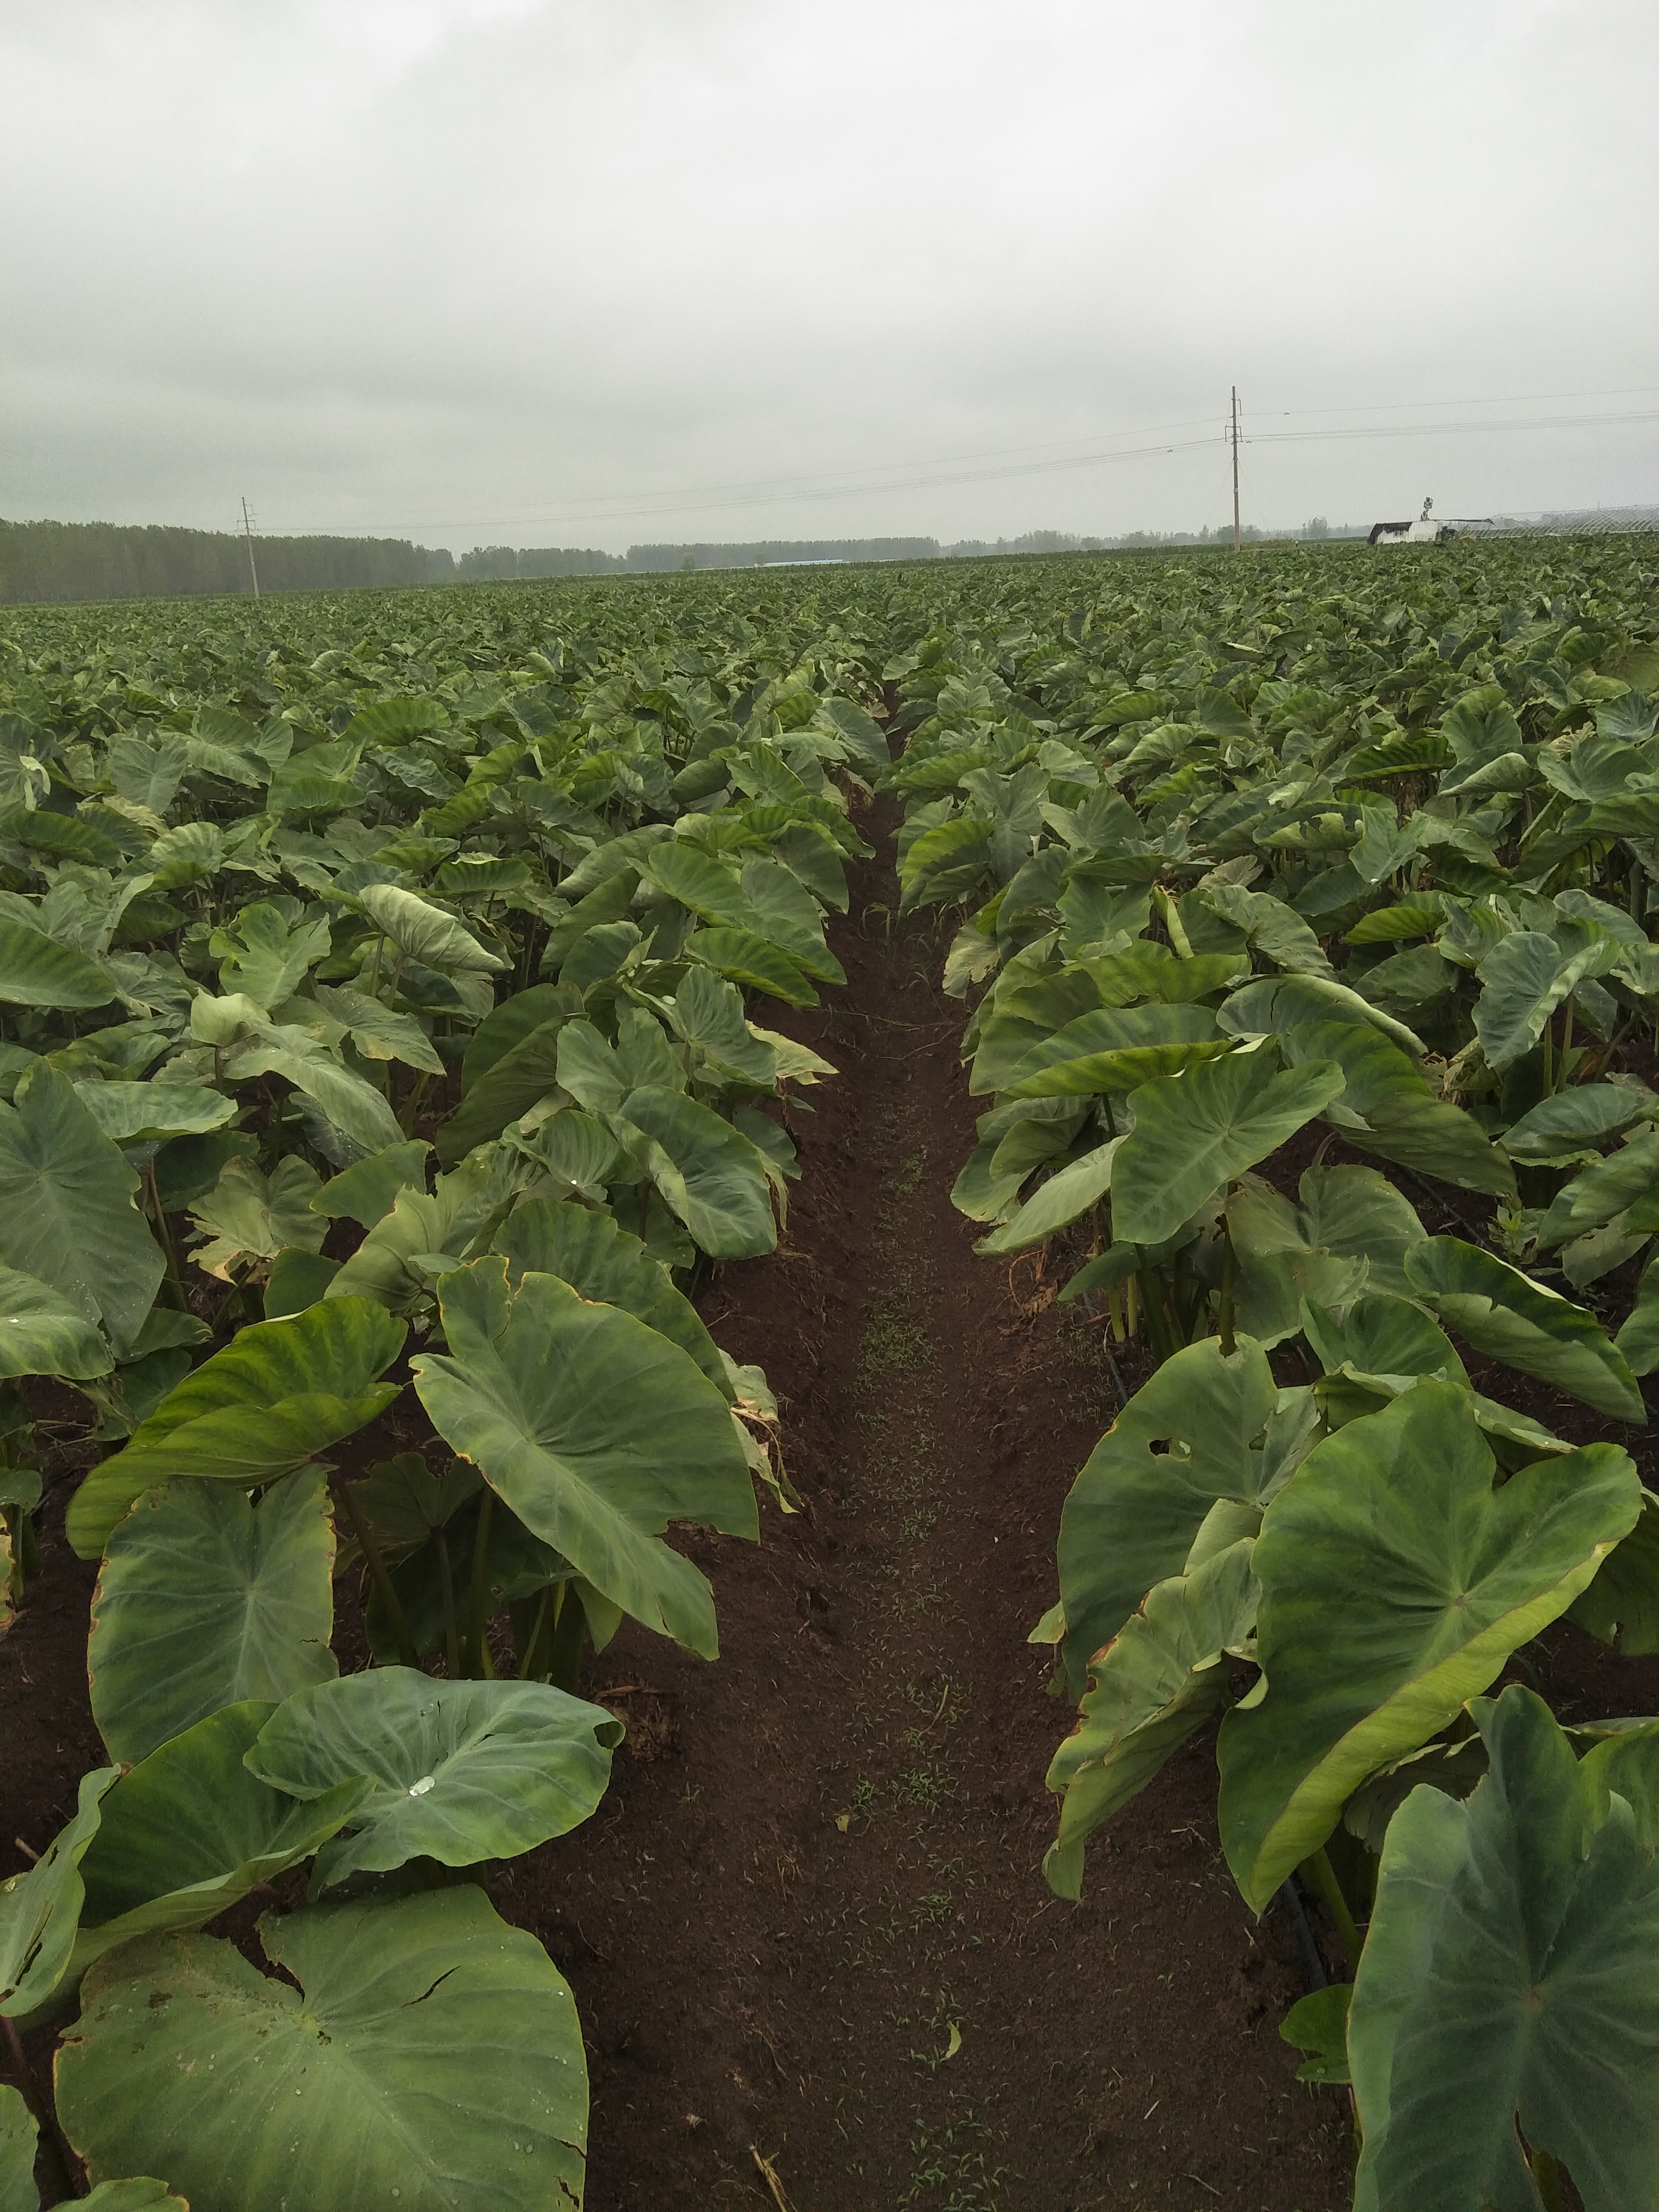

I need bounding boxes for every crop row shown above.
[879,536,1659,2210]
[0,579,894,2208]
[3,537,1659,2210]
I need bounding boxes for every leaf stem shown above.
[143,1160,190,1310]
[1218,1210,1238,1355]
[1299,1843,1362,1978]
[435,1524,461,1678]
[546,1579,589,1695]
[465,1486,495,1677]
[337,1477,421,1670]
[515,1585,553,1679]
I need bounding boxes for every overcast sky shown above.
[4,0,1656,554]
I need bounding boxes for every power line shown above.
[1251,407,1659,447]
[254,394,1659,539]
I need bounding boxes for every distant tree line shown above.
[455,538,942,577]
[3,510,1402,608]
[0,518,450,606]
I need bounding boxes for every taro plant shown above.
[884,541,1659,2206]
[0,572,890,2205]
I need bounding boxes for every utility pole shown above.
[1229,387,1242,553]
[241,497,261,599]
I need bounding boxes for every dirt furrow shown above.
[514,827,1353,2211]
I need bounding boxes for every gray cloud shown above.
[5,0,1656,551]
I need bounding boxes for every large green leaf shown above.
[67,1300,406,1558]
[413,1258,754,1657]
[0,914,115,1009]
[973,1139,1121,1256]
[0,1064,163,1357]
[0,2084,35,2212]
[997,1003,1232,1101]
[1503,1081,1658,1161]
[1217,1384,1639,1908]
[642,839,756,927]
[324,1157,500,1309]
[1567,1488,1659,1656]
[494,1195,730,1395]
[613,1084,777,1258]
[314,984,445,1075]
[738,854,845,982]
[671,966,778,1088]
[0,1767,118,2017]
[1219,971,1427,1058]
[66,1703,364,1989]
[311,1137,431,1228]
[1110,1048,1346,1246]
[684,925,819,1007]
[56,1888,589,2212]
[0,1262,112,1380]
[512,1109,625,1203]
[437,1017,569,1164]
[814,695,891,773]
[1055,1337,1283,1695]
[213,902,331,1009]
[187,1152,324,1280]
[1276,1018,1515,1196]
[1473,929,1618,1069]
[88,1470,338,1765]
[1405,1235,1646,1422]
[355,883,507,972]
[73,1081,237,1146]
[459,984,580,1092]
[1045,1539,1258,1900]
[1351,1688,1659,2212]
[223,1044,404,1156]
[246,1670,621,1887]
[1536,1128,1659,1252]
[1225,1164,1425,1347]
[1080,946,1249,1006]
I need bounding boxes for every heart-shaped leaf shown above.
[246,1670,621,1887]
[613,1084,777,1258]
[415,1258,753,1656]
[0,915,116,1010]
[88,1470,338,1765]
[998,1003,1231,1101]
[1405,1236,1646,1422]
[494,1195,729,1395]
[73,1082,237,1146]
[1111,1049,1346,1246]
[1351,1688,1659,2212]
[974,1139,1122,1256]
[56,1888,589,2212]
[65,1703,364,1992]
[0,1263,112,1381]
[1055,1336,1282,1695]
[1045,1539,1259,1899]
[0,1065,163,1358]
[68,1298,405,1557]
[356,883,506,972]
[1217,1384,1639,1908]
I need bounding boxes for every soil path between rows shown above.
[505,814,1352,2212]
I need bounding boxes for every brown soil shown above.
[7,817,1655,2210]
[481,827,1355,2212]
